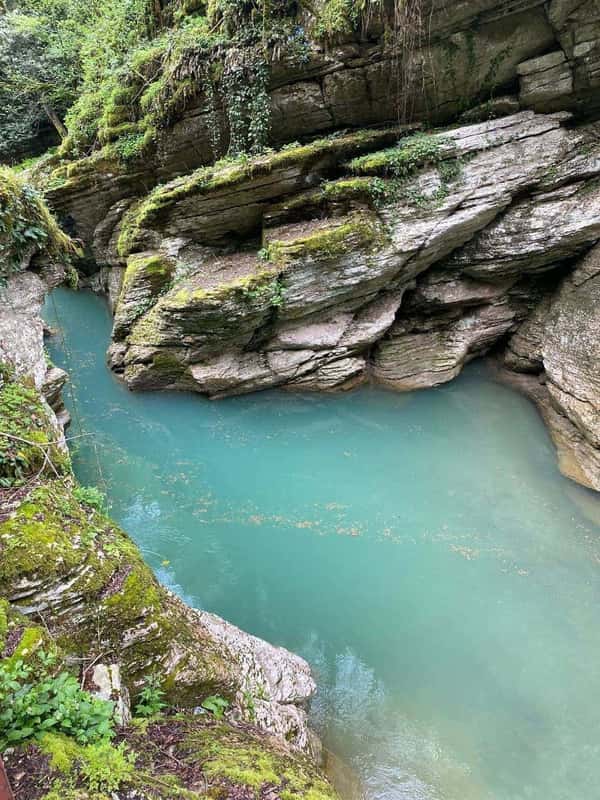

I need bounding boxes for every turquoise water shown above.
[44,287,600,800]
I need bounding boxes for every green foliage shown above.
[79,740,136,793]
[134,675,166,717]
[222,49,271,156]
[201,694,230,720]
[312,0,364,39]
[346,132,466,208]
[72,485,108,513]
[0,652,115,750]
[0,166,77,281]
[39,734,135,795]
[0,376,70,487]
[349,131,447,178]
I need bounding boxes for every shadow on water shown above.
[44,288,600,800]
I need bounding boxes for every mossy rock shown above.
[5,715,339,800]
[348,131,449,178]
[113,252,176,340]
[0,481,238,705]
[116,126,404,257]
[266,213,387,264]
[0,377,70,486]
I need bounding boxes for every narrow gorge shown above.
[1,1,599,799]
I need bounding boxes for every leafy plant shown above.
[0,654,115,750]
[201,694,230,720]
[242,690,256,722]
[134,674,166,717]
[79,740,136,792]
[0,166,78,282]
[72,485,108,513]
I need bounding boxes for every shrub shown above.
[72,485,108,513]
[134,674,166,717]
[0,166,78,281]
[0,654,115,750]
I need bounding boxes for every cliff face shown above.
[42,0,600,492]
[45,0,600,245]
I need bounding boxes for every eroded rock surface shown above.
[101,113,599,404]
[502,243,600,490]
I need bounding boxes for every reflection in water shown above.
[45,288,600,800]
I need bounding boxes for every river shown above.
[45,287,600,800]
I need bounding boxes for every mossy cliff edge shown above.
[0,173,338,799]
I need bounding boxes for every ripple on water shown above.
[45,288,600,800]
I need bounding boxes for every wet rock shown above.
[503,242,600,490]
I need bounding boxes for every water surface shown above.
[45,288,600,800]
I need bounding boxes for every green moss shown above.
[185,723,337,799]
[7,625,47,663]
[269,214,385,263]
[123,253,175,288]
[38,735,136,795]
[0,483,107,587]
[104,566,162,620]
[148,351,186,383]
[0,378,71,486]
[349,131,448,178]
[321,176,377,202]
[38,732,82,773]
[117,127,401,256]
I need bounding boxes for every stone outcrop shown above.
[0,261,69,434]
[101,112,598,397]
[45,0,600,253]
[500,242,600,490]
[95,108,600,490]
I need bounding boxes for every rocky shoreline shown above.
[0,251,339,797]
[64,109,600,493]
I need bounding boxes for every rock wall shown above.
[46,0,600,249]
[499,242,600,491]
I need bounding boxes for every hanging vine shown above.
[388,0,432,123]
